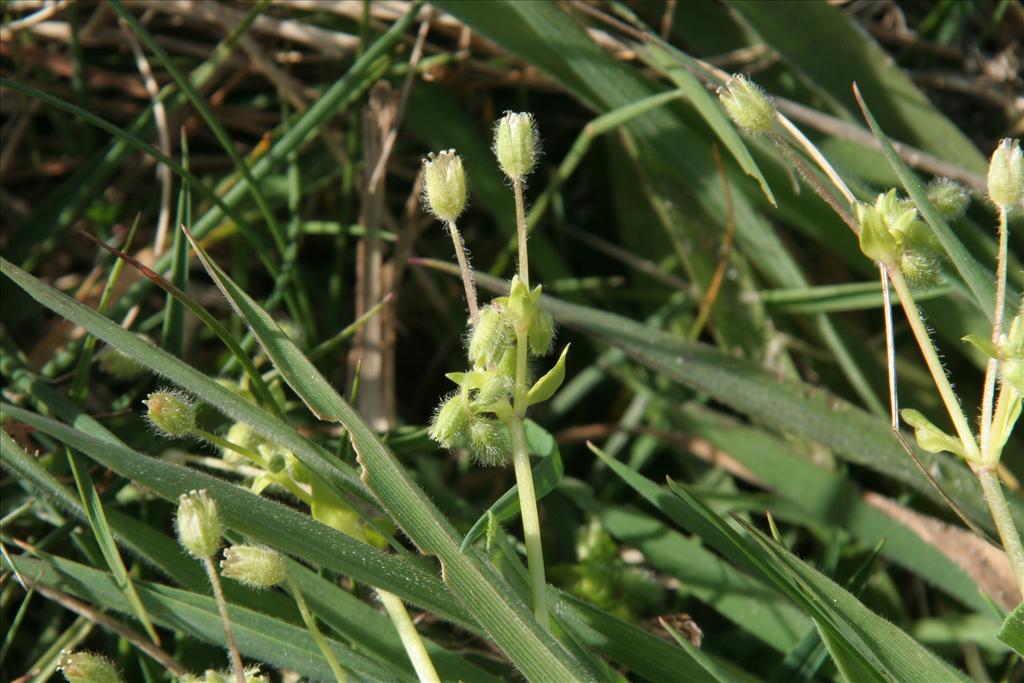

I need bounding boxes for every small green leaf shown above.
[998,602,1024,656]
[962,334,999,359]
[900,409,969,461]
[527,344,570,406]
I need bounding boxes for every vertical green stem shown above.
[446,220,479,325]
[979,210,1009,465]
[202,556,246,683]
[285,573,348,683]
[510,173,548,628]
[886,269,980,460]
[513,178,530,288]
[976,467,1024,595]
[377,590,440,683]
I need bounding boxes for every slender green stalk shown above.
[202,556,245,683]
[284,573,347,683]
[979,209,1009,465]
[447,220,479,325]
[193,429,312,505]
[976,467,1024,595]
[886,269,981,461]
[509,178,549,629]
[377,590,440,683]
[513,179,530,288]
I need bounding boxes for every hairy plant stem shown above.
[446,220,478,325]
[202,555,246,683]
[284,573,348,683]
[979,209,1009,466]
[513,178,530,288]
[886,269,980,461]
[771,134,858,233]
[378,589,440,683]
[510,173,548,629]
[976,467,1024,595]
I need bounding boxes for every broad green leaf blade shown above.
[528,344,570,406]
[853,85,995,319]
[0,257,368,507]
[176,231,597,681]
[1,404,472,628]
[998,603,1024,657]
[461,421,564,550]
[65,447,160,644]
[639,42,776,206]
[4,554,404,682]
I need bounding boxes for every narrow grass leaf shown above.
[998,603,1024,656]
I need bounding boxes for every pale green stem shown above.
[510,173,548,628]
[202,555,246,683]
[377,589,440,683]
[975,467,1024,596]
[447,220,478,325]
[886,269,981,461]
[284,573,348,683]
[979,209,1009,466]
[513,178,530,288]
[194,429,312,504]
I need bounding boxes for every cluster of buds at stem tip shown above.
[422,149,467,222]
[987,138,1023,211]
[717,74,776,135]
[221,545,287,589]
[857,190,943,286]
[58,651,120,683]
[494,112,539,181]
[176,489,222,559]
[180,668,268,683]
[143,389,197,438]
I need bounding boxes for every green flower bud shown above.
[469,305,514,367]
[423,149,468,222]
[494,112,538,180]
[476,371,514,407]
[58,651,120,683]
[467,418,512,467]
[175,489,222,558]
[221,545,287,589]
[144,389,197,438]
[429,394,470,449]
[926,178,970,219]
[987,138,1023,210]
[222,422,263,465]
[717,74,776,134]
[856,200,899,267]
[528,309,555,356]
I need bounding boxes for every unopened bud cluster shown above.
[176,489,222,558]
[180,667,268,683]
[857,190,943,286]
[494,112,539,180]
[926,178,970,220]
[221,545,287,589]
[144,389,197,438]
[58,651,120,683]
[988,138,1023,210]
[718,74,776,134]
[423,150,467,222]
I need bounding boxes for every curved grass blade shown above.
[853,84,996,319]
[162,128,191,356]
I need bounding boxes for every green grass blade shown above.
[660,620,746,683]
[162,128,191,357]
[64,445,161,645]
[177,233,595,681]
[853,85,996,319]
